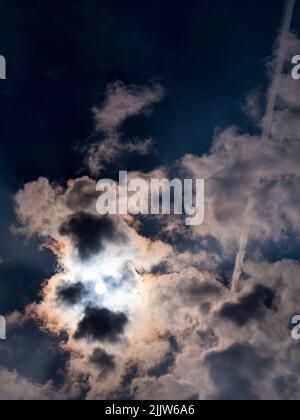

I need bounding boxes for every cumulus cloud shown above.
[11,158,173,399]
[8,30,300,400]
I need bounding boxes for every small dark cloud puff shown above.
[56,282,86,306]
[187,282,222,299]
[66,179,97,211]
[74,307,128,342]
[219,285,277,327]
[59,212,126,261]
[89,348,116,377]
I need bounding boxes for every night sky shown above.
[1,0,300,400]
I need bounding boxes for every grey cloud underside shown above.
[89,348,116,377]
[204,343,274,400]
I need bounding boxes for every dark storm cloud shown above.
[59,212,126,261]
[205,343,274,400]
[56,282,86,306]
[219,285,277,327]
[89,348,116,376]
[74,307,128,342]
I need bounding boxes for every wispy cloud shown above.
[85,81,164,176]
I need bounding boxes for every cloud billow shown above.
[74,307,128,343]
[56,282,86,306]
[59,212,126,261]
[219,285,277,327]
